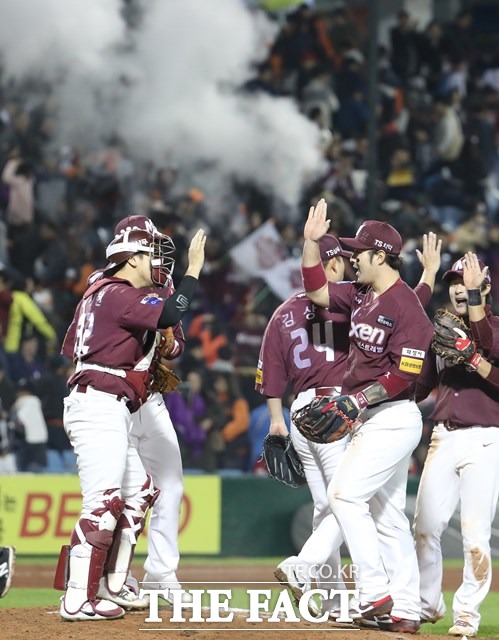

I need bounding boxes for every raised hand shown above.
[303,198,331,242]
[463,251,488,290]
[186,229,206,278]
[416,232,442,275]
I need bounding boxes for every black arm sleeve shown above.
[158,276,198,328]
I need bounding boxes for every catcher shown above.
[414,252,499,638]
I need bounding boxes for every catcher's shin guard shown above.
[54,544,70,590]
[105,475,160,594]
[63,489,125,613]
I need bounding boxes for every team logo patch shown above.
[255,368,263,385]
[399,357,423,374]
[140,294,162,306]
[377,315,394,328]
[402,347,425,358]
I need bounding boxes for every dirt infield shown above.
[5,562,499,640]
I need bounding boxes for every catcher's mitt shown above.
[262,434,306,488]
[150,361,182,394]
[431,308,475,366]
[292,395,359,444]
[157,327,179,360]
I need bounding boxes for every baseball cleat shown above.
[357,594,393,620]
[274,557,321,617]
[376,614,421,634]
[448,618,477,637]
[60,596,125,621]
[329,600,363,621]
[0,546,16,598]
[97,580,149,610]
[421,612,445,624]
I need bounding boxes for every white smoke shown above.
[0,0,324,212]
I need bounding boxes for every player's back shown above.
[257,292,351,397]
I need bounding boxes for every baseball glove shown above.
[292,395,358,444]
[150,361,182,394]
[262,434,307,488]
[157,327,179,359]
[431,308,476,366]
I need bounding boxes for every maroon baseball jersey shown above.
[62,277,168,410]
[326,279,434,398]
[255,291,351,397]
[417,314,499,427]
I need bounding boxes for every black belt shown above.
[75,384,132,411]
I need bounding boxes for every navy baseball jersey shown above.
[255,291,351,397]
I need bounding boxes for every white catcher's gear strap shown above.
[105,475,160,594]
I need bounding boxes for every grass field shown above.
[3,557,499,637]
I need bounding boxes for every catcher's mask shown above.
[104,215,175,287]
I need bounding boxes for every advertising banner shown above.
[0,475,221,554]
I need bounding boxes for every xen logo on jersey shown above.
[377,314,394,328]
[399,356,423,374]
[350,321,386,345]
[140,294,162,306]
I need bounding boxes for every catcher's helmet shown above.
[105,215,175,286]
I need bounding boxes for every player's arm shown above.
[462,251,496,354]
[267,397,289,436]
[157,229,206,328]
[301,198,331,308]
[414,232,442,306]
[472,356,499,388]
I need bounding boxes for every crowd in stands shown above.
[0,2,498,476]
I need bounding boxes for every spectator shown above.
[37,354,76,473]
[390,10,420,81]
[10,378,48,472]
[204,371,250,471]
[7,335,45,384]
[0,266,57,354]
[165,370,216,471]
[1,151,35,230]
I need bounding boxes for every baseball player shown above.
[61,217,192,611]
[414,252,499,638]
[257,228,440,621]
[300,199,434,633]
[55,215,205,621]
[256,234,353,617]
[0,546,15,598]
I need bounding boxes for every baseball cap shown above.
[442,256,492,285]
[339,220,403,255]
[319,235,352,261]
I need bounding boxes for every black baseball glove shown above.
[292,395,359,444]
[431,308,476,366]
[262,434,307,488]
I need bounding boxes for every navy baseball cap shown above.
[319,235,352,261]
[442,256,492,285]
[340,220,403,255]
